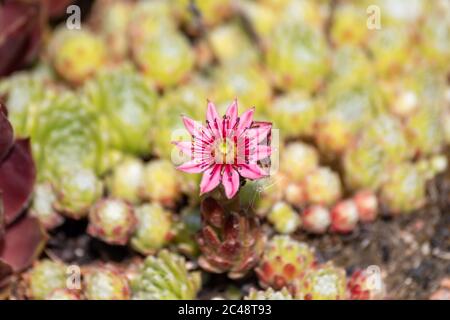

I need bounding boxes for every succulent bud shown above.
[197,197,265,279]
[284,182,306,207]
[208,22,259,66]
[267,202,301,234]
[343,138,386,191]
[130,203,173,255]
[353,190,378,223]
[83,266,131,300]
[404,106,444,157]
[380,163,426,214]
[25,259,67,300]
[362,114,411,164]
[271,91,320,139]
[93,0,133,61]
[29,183,63,230]
[304,167,342,206]
[133,31,195,88]
[131,250,201,300]
[88,198,136,245]
[108,157,145,203]
[245,287,293,300]
[347,269,385,300]
[46,288,81,300]
[54,168,103,219]
[280,142,319,182]
[330,199,359,234]
[314,112,353,155]
[330,3,368,47]
[141,159,181,207]
[48,28,106,85]
[295,262,347,300]
[256,235,315,292]
[390,89,419,117]
[302,205,331,234]
[429,154,448,176]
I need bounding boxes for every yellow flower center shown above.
[214,138,235,164]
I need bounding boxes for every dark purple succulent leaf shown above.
[0,138,36,225]
[0,216,47,272]
[0,0,43,77]
[43,0,75,19]
[0,197,4,241]
[0,103,13,162]
[0,259,13,299]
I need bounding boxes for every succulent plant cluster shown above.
[0,0,448,300]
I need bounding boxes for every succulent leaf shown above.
[131,250,201,300]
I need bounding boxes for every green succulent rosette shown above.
[380,163,427,214]
[131,250,201,300]
[132,30,195,88]
[315,81,385,155]
[31,92,104,181]
[131,203,173,255]
[265,22,329,92]
[84,67,158,156]
[48,28,107,85]
[0,68,57,138]
[25,260,67,300]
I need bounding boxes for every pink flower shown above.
[173,100,272,199]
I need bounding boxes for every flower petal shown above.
[244,124,272,144]
[200,164,222,194]
[172,141,192,157]
[222,166,240,199]
[238,164,268,180]
[250,145,272,162]
[206,100,222,138]
[177,159,210,173]
[182,115,203,138]
[225,99,238,130]
[236,107,255,134]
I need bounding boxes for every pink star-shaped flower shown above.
[173,100,272,199]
